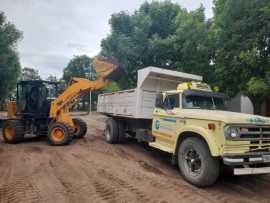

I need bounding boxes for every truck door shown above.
[151,94,180,152]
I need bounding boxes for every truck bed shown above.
[97,66,202,119]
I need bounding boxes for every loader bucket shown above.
[92,56,124,82]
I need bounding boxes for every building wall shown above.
[241,95,254,114]
[227,93,241,113]
[227,92,254,114]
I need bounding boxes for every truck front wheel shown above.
[178,137,220,187]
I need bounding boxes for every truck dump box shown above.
[97,67,202,119]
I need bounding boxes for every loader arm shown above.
[49,56,121,128]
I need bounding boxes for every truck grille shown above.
[239,126,270,140]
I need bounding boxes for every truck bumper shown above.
[234,167,270,175]
[223,152,270,175]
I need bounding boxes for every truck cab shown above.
[152,81,270,186]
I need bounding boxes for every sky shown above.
[1,0,213,79]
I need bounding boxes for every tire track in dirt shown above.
[71,151,162,203]
[47,150,107,203]
[97,168,152,203]
[0,175,41,203]
[92,181,121,203]
[0,146,42,203]
[70,152,138,203]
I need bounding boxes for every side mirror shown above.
[155,93,164,108]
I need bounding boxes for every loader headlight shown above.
[224,126,240,139]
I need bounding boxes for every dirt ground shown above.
[1,113,270,203]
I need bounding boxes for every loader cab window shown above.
[164,94,180,110]
[16,81,59,116]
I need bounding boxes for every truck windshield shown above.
[183,95,227,110]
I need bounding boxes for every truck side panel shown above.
[97,89,137,117]
[98,89,158,119]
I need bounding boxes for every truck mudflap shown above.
[234,167,270,175]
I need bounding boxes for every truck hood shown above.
[178,109,270,124]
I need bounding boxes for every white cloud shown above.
[1,0,213,79]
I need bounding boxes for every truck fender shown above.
[174,126,220,157]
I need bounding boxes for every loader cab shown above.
[16,80,59,118]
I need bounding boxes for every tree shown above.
[101,1,213,89]
[21,67,41,80]
[0,12,22,107]
[173,5,215,82]
[101,1,183,88]
[212,0,270,114]
[63,55,92,83]
[63,55,93,110]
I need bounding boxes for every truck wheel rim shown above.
[5,126,14,140]
[52,128,65,142]
[184,147,202,176]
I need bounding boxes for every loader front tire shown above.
[2,120,24,144]
[73,118,87,139]
[48,122,72,146]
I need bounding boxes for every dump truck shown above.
[97,66,270,187]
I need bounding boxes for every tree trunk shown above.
[250,99,263,115]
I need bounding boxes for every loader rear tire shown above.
[73,118,87,139]
[2,120,24,144]
[48,122,72,146]
[105,117,118,144]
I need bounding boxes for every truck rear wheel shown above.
[48,122,72,146]
[105,117,119,144]
[2,120,24,144]
[118,120,126,143]
[73,118,87,139]
[178,137,220,187]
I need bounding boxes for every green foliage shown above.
[212,0,270,106]
[173,5,215,82]
[245,78,269,100]
[101,1,183,88]
[63,55,93,83]
[101,1,214,89]
[0,12,22,107]
[102,82,121,93]
[21,67,41,80]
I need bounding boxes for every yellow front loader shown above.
[2,57,121,145]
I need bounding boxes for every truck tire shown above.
[178,137,220,187]
[118,120,126,143]
[2,120,24,144]
[48,122,72,146]
[73,118,87,139]
[105,117,118,144]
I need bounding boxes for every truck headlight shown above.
[224,126,240,139]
